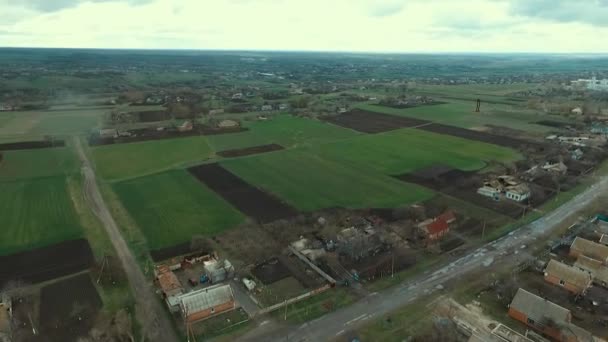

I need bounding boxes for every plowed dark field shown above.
[321,109,430,133]
[188,163,298,223]
[217,144,284,158]
[417,123,531,148]
[39,273,102,342]
[0,140,65,151]
[150,242,192,262]
[89,125,248,146]
[0,239,94,287]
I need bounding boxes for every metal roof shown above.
[571,237,608,261]
[510,288,570,324]
[179,284,234,315]
[575,255,608,284]
[544,259,592,290]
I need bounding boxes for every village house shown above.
[571,107,583,115]
[177,120,193,132]
[208,108,225,115]
[179,284,236,323]
[508,288,596,342]
[218,119,240,129]
[505,184,531,202]
[99,128,119,139]
[543,259,592,295]
[569,237,608,264]
[417,210,456,242]
[261,104,273,111]
[574,255,608,288]
[155,265,185,309]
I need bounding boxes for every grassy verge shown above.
[193,309,252,341]
[270,288,357,324]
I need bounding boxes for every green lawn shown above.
[92,136,213,180]
[0,176,82,255]
[113,170,245,250]
[313,128,521,175]
[221,150,433,211]
[0,147,78,181]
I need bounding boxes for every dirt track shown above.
[73,137,178,342]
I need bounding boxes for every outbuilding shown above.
[543,259,592,294]
[569,237,608,264]
[574,255,608,288]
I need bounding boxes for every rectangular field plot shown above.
[312,128,520,175]
[188,163,298,223]
[0,140,65,151]
[113,169,246,250]
[243,115,360,147]
[0,239,94,287]
[417,123,534,148]
[92,136,213,180]
[0,147,78,181]
[0,177,83,256]
[217,143,284,158]
[321,109,430,133]
[221,150,433,212]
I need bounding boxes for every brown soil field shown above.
[535,120,572,128]
[137,110,170,122]
[0,140,66,151]
[321,109,430,133]
[89,125,248,146]
[39,273,102,342]
[188,163,299,223]
[252,257,291,285]
[373,101,447,109]
[397,166,525,218]
[0,239,94,287]
[417,123,533,148]
[217,143,284,158]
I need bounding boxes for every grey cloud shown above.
[509,0,608,26]
[6,0,153,12]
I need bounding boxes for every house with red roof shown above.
[417,210,456,242]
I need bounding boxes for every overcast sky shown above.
[1,0,607,53]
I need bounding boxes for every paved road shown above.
[240,175,608,342]
[73,137,179,342]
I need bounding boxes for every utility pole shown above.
[475,99,481,112]
[391,252,395,278]
[481,220,486,240]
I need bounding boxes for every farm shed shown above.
[179,284,236,323]
[204,259,234,284]
[543,260,592,294]
[99,128,118,139]
[155,266,184,308]
[569,237,608,264]
[574,255,608,288]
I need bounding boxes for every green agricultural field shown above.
[0,147,78,181]
[92,136,213,180]
[313,128,521,175]
[243,115,359,147]
[357,102,555,133]
[222,150,433,211]
[0,109,104,137]
[0,176,82,255]
[113,170,245,250]
[205,130,273,152]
